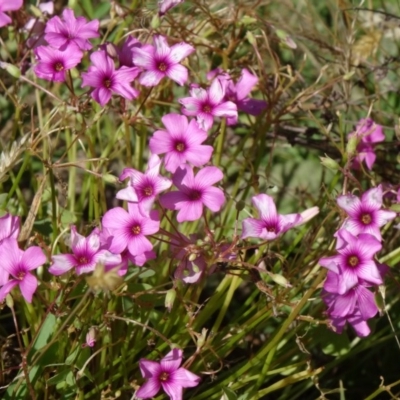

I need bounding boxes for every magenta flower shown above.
[34,45,83,82]
[0,239,46,303]
[337,185,396,241]
[101,203,160,257]
[117,154,172,215]
[45,8,99,51]
[49,226,121,276]
[241,194,302,240]
[136,348,200,399]
[160,166,225,222]
[319,229,383,294]
[207,69,267,125]
[149,113,214,173]
[131,35,194,86]
[0,0,23,28]
[159,0,184,15]
[81,50,140,106]
[179,79,238,130]
[116,36,153,68]
[349,118,385,170]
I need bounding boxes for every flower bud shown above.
[0,62,21,79]
[165,288,176,312]
[270,273,291,288]
[5,294,14,308]
[346,135,359,155]
[320,156,340,171]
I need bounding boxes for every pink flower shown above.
[207,69,267,125]
[34,44,83,82]
[136,348,200,399]
[319,229,383,294]
[48,226,121,276]
[81,50,140,106]
[45,8,99,51]
[101,203,160,258]
[179,79,237,130]
[0,0,23,28]
[0,239,46,303]
[241,194,302,240]
[337,185,396,241]
[116,36,152,68]
[159,0,184,15]
[349,118,385,170]
[117,154,172,215]
[149,113,214,173]
[131,35,194,86]
[0,213,20,285]
[160,165,225,222]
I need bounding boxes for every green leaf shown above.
[221,387,238,400]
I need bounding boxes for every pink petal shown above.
[241,218,265,239]
[131,47,155,69]
[0,280,19,302]
[235,68,258,100]
[160,348,182,372]
[170,367,200,387]
[139,70,164,86]
[176,200,203,222]
[195,166,223,188]
[153,35,171,59]
[19,273,38,303]
[127,235,153,257]
[168,42,195,63]
[252,194,278,221]
[208,78,225,104]
[337,194,361,217]
[136,378,161,399]
[0,239,23,275]
[21,246,46,271]
[357,260,383,286]
[102,207,130,230]
[162,381,183,400]
[201,187,225,212]
[49,254,76,275]
[212,101,238,117]
[161,113,189,136]
[166,64,188,85]
[319,256,340,274]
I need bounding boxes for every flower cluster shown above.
[319,186,396,337]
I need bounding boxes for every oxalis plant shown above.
[1,0,400,399]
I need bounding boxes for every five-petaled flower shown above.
[117,154,172,215]
[49,226,121,276]
[179,79,238,131]
[0,239,46,303]
[34,44,83,82]
[131,35,194,86]
[241,194,302,240]
[81,50,140,106]
[160,165,225,222]
[336,185,396,242]
[136,348,200,399]
[45,8,99,51]
[149,113,214,173]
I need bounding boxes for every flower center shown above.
[348,255,359,267]
[361,213,372,225]
[189,190,202,201]
[175,142,185,152]
[78,256,88,265]
[104,78,112,88]
[267,226,276,233]
[132,224,141,235]
[16,271,26,281]
[158,62,167,72]
[54,62,64,72]
[143,186,153,197]
[202,104,212,113]
[159,371,169,381]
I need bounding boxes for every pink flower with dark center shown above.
[0,0,23,28]
[101,203,160,258]
[131,35,194,86]
[149,113,214,173]
[81,50,140,106]
[207,68,267,125]
[0,213,20,285]
[349,118,385,170]
[49,226,121,276]
[241,194,302,241]
[117,154,172,215]
[159,0,184,15]
[179,79,238,131]
[160,165,225,222]
[337,185,396,241]
[0,239,46,303]
[45,8,99,51]
[136,348,200,399]
[34,44,83,82]
[319,229,383,295]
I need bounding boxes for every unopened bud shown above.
[151,14,160,29]
[346,135,359,155]
[270,273,291,288]
[188,253,198,262]
[85,327,97,347]
[197,328,208,349]
[246,31,257,45]
[5,294,14,308]
[320,156,340,171]
[0,62,21,79]
[165,288,176,312]
[102,174,118,184]
[276,29,297,49]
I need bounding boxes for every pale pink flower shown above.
[0,239,46,303]
[160,165,225,222]
[137,348,200,399]
[149,113,213,173]
[131,35,194,86]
